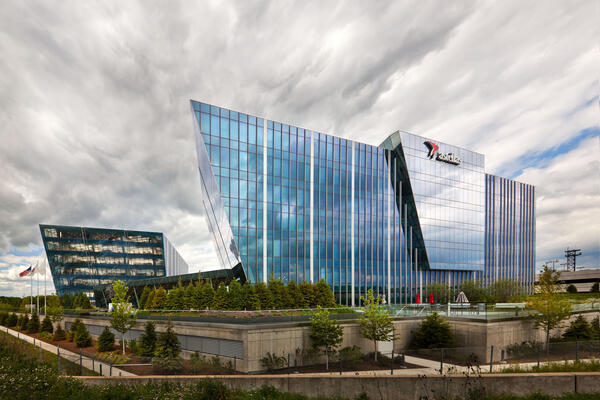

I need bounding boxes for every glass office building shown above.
[40,225,189,302]
[191,100,535,305]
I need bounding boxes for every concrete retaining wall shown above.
[79,373,600,399]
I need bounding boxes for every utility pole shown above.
[565,248,582,272]
[546,260,560,271]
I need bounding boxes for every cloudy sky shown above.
[0,1,598,297]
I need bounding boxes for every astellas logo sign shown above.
[424,141,461,165]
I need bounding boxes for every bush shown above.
[128,339,140,355]
[39,331,53,340]
[53,324,66,341]
[260,352,285,371]
[140,321,157,357]
[41,316,54,334]
[591,317,600,340]
[68,319,84,342]
[505,341,542,359]
[27,312,41,333]
[153,318,182,373]
[18,314,29,331]
[6,313,18,327]
[0,312,7,326]
[97,326,115,352]
[591,282,600,293]
[338,345,362,366]
[563,315,593,341]
[566,284,578,294]
[409,312,456,349]
[73,322,92,348]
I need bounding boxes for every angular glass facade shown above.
[40,225,189,302]
[191,100,536,305]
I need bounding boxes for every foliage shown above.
[314,279,336,308]
[268,278,292,309]
[562,315,593,341]
[566,284,578,294]
[138,286,151,309]
[458,280,487,303]
[144,289,155,310]
[52,324,66,341]
[591,282,600,293]
[97,326,115,352]
[6,313,18,327]
[409,312,456,349]
[502,359,600,374]
[26,312,40,333]
[309,307,343,370]
[359,289,394,361]
[73,292,92,309]
[48,304,64,324]
[165,280,185,310]
[260,352,286,371]
[228,280,244,310]
[338,345,362,366]
[128,339,140,355]
[17,314,29,331]
[139,321,157,357]
[287,280,305,309]
[183,281,195,309]
[241,282,260,310]
[197,279,215,309]
[41,315,54,334]
[530,266,572,348]
[153,318,183,373]
[486,279,524,302]
[427,283,453,304]
[73,321,92,348]
[505,341,541,359]
[151,287,167,309]
[109,280,137,354]
[255,282,273,310]
[39,331,53,340]
[212,282,231,310]
[298,281,315,308]
[591,316,600,340]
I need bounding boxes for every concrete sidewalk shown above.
[1,325,136,377]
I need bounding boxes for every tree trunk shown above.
[325,350,329,371]
[122,332,126,355]
[545,325,550,354]
[374,340,378,362]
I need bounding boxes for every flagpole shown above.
[37,262,40,314]
[44,258,47,316]
[30,267,33,313]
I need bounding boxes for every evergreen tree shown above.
[138,286,151,309]
[6,313,18,327]
[255,282,273,310]
[53,324,66,341]
[309,307,343,370]
[566,284,578,294]
[73,322,92,348]
[409,312,456,349]
[18,314,29,331]
[183,281,195,309]
[359,289,394,361]
[591,282,600,293]
[200,280,215,309]
[228,280,244,310]
[212,282,230,310]
[268,278,292,309]
[41,315,54,334]
[591,316,600,340]
[151,287,167,309]
[69,318,84,342]
[140,321,157,357]
[153,318,183,373]
[241,282,260,310]
[27,312,41,333]
[97,326,115,352]
[286,280,304,309]
[315,279,336,307]
[144,289,156,310]
[191,281,203,309]
[73,292,92,309]
[563,315,593,341]
[298,281,315,308]
[165,281,185,310]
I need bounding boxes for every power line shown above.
[565,248,582,272]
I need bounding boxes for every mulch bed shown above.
[267,359,421,374]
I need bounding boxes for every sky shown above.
[0,1,598,297]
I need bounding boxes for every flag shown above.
[19,266,32,277]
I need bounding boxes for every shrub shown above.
[41,316,54,334]
[563,315,593,341]
[153,318,182,373]
[140,321,157,357]
[6,313,18,327]
[39,331,53,340]
[97,326,115,352]
[566,284,578,294]
[27,312,40,333]
[53,324,66,341]
[138,286,151,309]
[128,339,140,355]
[268,278,292,309]
[505,341,542,359]
[18,314,29,331]
[211,282,230,310]
[338,345,362,366]
[241,282,260,310]
[409,312,456,349]
[255,282,273,310]
[0,312,7,326]
[591,317,600,340]
[260,352,285,371]
[73,322,92,348]
[68,319,84,342]
[151,287,167,309]
[314,279,335,307]
[591,282,600,293]
[228,280,244,310]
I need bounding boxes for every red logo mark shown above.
[424,141,439,159]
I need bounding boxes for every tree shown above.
[309,307,343,370]
[241,282,260,310]
[287,280,304,309]
[563,315,593,341]
[41,315,54,334]
[97,326,115,352]
[139,321,157,357]
[183,281,195,310]
[359,290,394,361]
[73,292,92,309]
[74,322,92,347]
[268,278,292,309]
[212,282,230,310]
[153,318,183,373]
[427,283,453,304]
[199,280,215,309]
[591,282,600,293]
[138,286,151,310]
[486,279,524,302]
[109,280,137,355]
[165,281,185,310]
[228,280,244,310]
[409,313,456,349]
[144,289,156,310]
[255,282,273,310]
[48,304,64,325]
[151,287,167,309]
[6,313,17,327]
[53,324,66,341]
[298,281,315,308]
[314,279,335,307]
[18,314,29,331]
[27,312,40,333]
[458,280,487,303]
[566,284,578,294]
[591,316,600,340]
[530,266,572,349]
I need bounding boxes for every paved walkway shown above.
[1,325,135,377]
